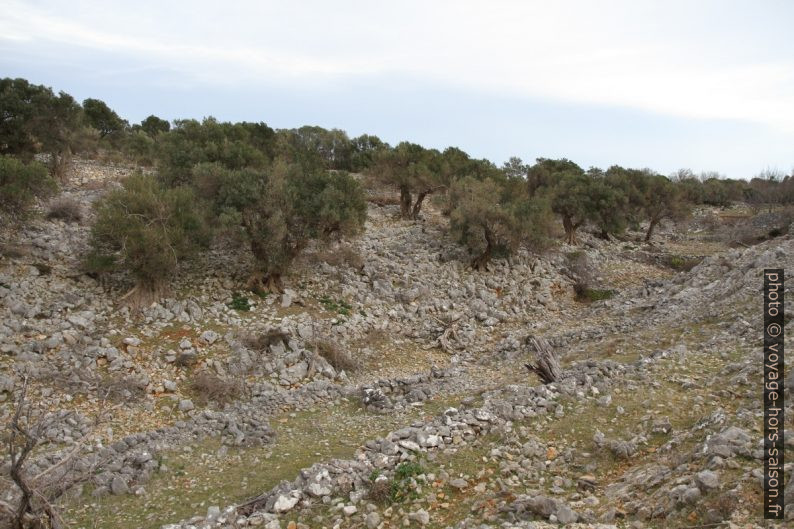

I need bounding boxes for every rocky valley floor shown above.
[0,160,792,529]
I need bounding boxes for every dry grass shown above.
[313,338,358,373]
[46,197,83,223]
[189,372,245,405]
[238,328,290,351]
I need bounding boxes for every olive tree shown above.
[86,174,209,304]
[0,78,83,181]
[639,173,689,241]
[192,161,366,292]
[139,115,171,137]
[82,98,127,138]
[449,176,553,270]
[370,142,444,219]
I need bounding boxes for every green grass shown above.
[64,395,461,529]
[580,287,615,302]
[318,295,352,316]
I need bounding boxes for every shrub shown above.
[319,295,352,316]
[368,476,391,503]
[389,461,426,502]
[313,338,357,372]
[190,372,244,405]
[239,328,290,350]
[46,196,83,222]
[0,155,56,222]
[449,176,554,270]
[86,173,208,303]
[577,288,615,302]
[193,161,367,292]
[666,255,701,271]
[228,292,251,312]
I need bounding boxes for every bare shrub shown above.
[313,339,358,373]
[1,378,103,529]
[46,197,83,223]
[93,374,147,402]
[39,369,145,403]
[190,372,244,405]
[367,476,391,503]
[239,328,290,351]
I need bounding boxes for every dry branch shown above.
[524,335,561,384]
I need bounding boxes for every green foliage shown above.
[639,173,690,241]
[192,160,367,286]
[576,287,615,302]
[502,156,529,179]
[349,134,386,171]
[449,176,553,269]
[667,255,701,271]
[82,98,127,138]
[388,461,426,503]
[123,130,156,165]
[278,126,353,170]
[318,295,352,316]
[393,461,424,481]
[0,155,56,222]
[526,158,584,197]
[156,118,273,187]
[87,174,208,296]
[227,292,252,311]
[370,142,444,219]
[139,115,171,138]
[0,78,82,179]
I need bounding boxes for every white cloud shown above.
[2,0,793,130]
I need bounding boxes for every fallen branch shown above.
[524,335,561,384]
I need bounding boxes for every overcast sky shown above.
[1,0,792,178]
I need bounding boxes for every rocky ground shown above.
[0,159,792,529]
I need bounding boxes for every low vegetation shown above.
[1,75,793,303]
[0,155,56,223]
[84,173,209,304]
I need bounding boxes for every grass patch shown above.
[666,254,702,271]
[575,287,615,302]
[64,397,459,529]
[318,295,352,316]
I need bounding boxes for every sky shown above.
[1,0,792,179]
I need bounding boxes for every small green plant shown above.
[318,295,352,316]
[228,292,251,311]
[368,460,427,504]
[582,288,614,302]
[666,255,701,271]
[393,461,424,481]
[388,460,426,503]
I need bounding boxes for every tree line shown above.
[2,77,793,302]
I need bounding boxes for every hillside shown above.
[0,159,791,529]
